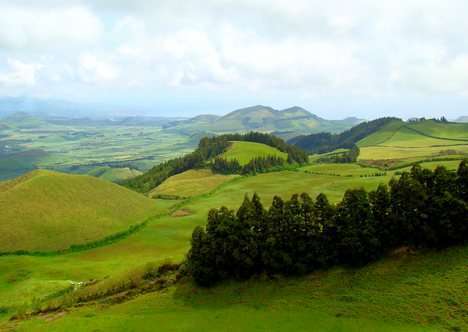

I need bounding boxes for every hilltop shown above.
[0,170,161,252]
[166,105,362,136]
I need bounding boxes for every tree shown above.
[187,226,218,286]
[335,189,380,266]
[369,184,393,250]
[457,159,468,201]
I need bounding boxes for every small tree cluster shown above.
[188,160,468,286]
[212,156,286,175]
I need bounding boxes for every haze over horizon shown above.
[1,1,468,119]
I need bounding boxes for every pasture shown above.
[220,141,287,165]
[0,159,466,331]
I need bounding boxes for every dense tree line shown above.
[187,160,468,286]
[125,132,307,192]
[289,117,400,153]
[212,155,285,175]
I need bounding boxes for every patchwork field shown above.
[0,132,466,331]
[0,170,162,252]
[0,121,194,180]
[220,141,288,165]
[357,120,468,162]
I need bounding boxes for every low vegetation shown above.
[0,170,161,252]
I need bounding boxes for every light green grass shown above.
[8,246,468,331]
[357,120,468,161]
[221,141,287,165]
[0,170,162,252]
[0,165,466,331]
[150,169,238,198]
[86,166,142,182]
[300,163,383,176]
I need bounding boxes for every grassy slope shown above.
[358,120,468,160]
[150,169,238,198]
[86,166,142,182]
[0,161,466,331]
[221,141,288,165]
[13,245,468,332]
[0,170,160,252]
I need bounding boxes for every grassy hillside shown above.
[86,166,142,182]
[358,120,468,162]
[12,245,467,331]
[0,170,161,252]
[290,117,400,153]
[221,141,288,165]
[0,160,466,331]
[150,169,238,198]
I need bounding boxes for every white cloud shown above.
[78,54,119,83]
[3,0,468,109]
[0,58,42,87]
[0,4,102,49]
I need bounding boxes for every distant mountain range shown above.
[0,100,362,136]
[165,105,363,137]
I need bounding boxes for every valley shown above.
[0,116,467,331]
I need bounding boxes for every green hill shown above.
[0,170,160,252]
[289,117,400,153]
[358,120,468,161]
[220,141,288,165]
[167,105,362,135]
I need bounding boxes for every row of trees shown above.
[211,156,286,175]
[187,160,468,286]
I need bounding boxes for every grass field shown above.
[9,245,467,332]
[0,160,466,331]
[357,120,468,161]
[150,169,238,198]
[86,166,142,182]
[220,141,287,165]
[0,170,162,252]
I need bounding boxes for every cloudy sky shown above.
[1,0,468,119]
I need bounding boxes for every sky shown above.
[1,0,468,119]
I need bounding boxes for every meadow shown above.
[357,120,468,162]
[0,170,161,252]
[1,157,466,331]
[220,141,288,165]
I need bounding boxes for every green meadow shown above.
[1,117,467,331]
[220,141,288,165]
[357,120,468,162]
[1,156,467,331]
[0,170,160,252]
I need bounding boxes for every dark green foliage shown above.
[289,117,400,153]
[125,132,307,192]
[212,155,285,175]
[316,145,360,163]
[335,189,380,266]
[457,159,468,201]
[187,160,468,286]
